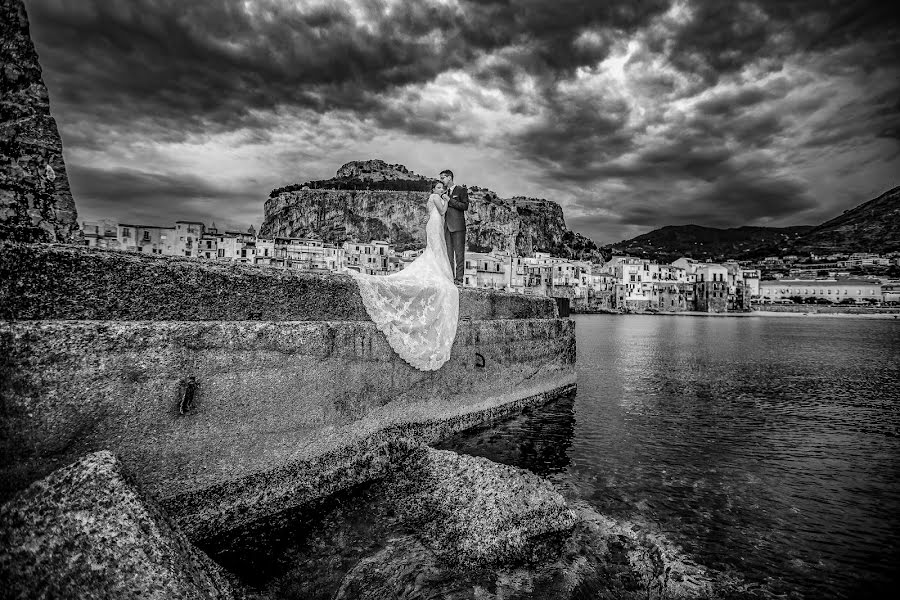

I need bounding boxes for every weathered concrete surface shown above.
[0,1,80,243]
[0,318,576,535]
[385,446,576,567]
[231,440,714,600]
[331,442,582,600]
[0,242,557,321]
[0,450,236,600]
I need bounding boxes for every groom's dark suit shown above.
[444,184,468,284]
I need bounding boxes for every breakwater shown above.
[1,245,736,599]
[0,243,575,542]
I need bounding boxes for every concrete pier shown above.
[0,243,576,541]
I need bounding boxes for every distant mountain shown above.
[608,186,899,261]
[608,224,813,263]
[787,186,900,255]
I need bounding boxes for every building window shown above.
[142,231,151,242]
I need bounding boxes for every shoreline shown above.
[750,309,900,319]
[571,309,900,320]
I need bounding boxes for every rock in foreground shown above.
[390,446,577,568]
[0,450,236,600]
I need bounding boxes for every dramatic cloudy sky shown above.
[24,0,900,243]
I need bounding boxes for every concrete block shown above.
[0,242,557,321]
[0,450,236,599]
[0,318,576,539]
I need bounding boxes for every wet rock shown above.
[554,501,716,600]
[387,446,577,568]
[0,450,236,599]
[333,533,585,600]
[333,535,450,600]
[331,497,717,600]
[324,452,717,600]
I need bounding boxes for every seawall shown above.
[750,303,900,315]
[0,242,576,541]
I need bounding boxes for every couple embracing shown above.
[348,168,468,372]
[436,169,469,285]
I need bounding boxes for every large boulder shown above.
[0,451,236,600]
[386,446,577,567]
[332,494,718,600]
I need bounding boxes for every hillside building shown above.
[759,279,882,303]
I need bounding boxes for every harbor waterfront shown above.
[438,314,900,599]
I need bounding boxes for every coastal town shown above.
[81,218,900,313]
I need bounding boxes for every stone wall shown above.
[751,303,900,315]
[0,243,576,542]
[0,242,557,321]
[0,0,80,243]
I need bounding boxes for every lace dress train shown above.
[347,193,459,371]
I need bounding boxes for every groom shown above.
[439,169,468,285]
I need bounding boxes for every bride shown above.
[347,181,459,371]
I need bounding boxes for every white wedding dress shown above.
[347,193,459,371]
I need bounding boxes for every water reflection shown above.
[434,392,576,476]
[574,315,900,599]
[441,315,900,599]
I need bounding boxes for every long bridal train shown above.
[347,193,459,371]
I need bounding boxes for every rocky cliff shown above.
[261,160,605,260]
[0,0,80,242]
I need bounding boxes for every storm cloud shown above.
[22,0,900,243]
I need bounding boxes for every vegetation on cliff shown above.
[788,186,900,255]
[608,224,814,263]
[607,185,899,261]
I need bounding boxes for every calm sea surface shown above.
[439,314,900,599]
